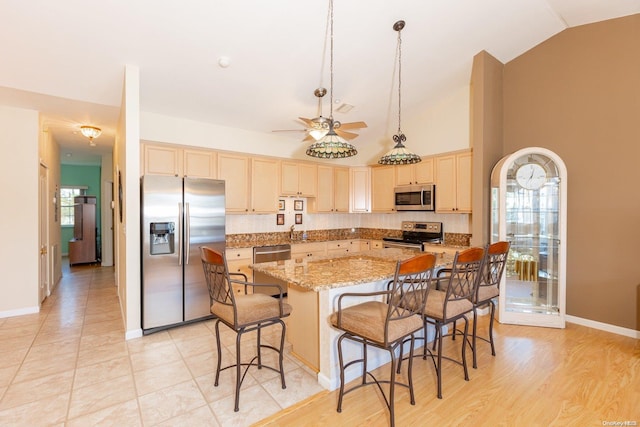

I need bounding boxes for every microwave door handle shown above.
[421,188,425,207]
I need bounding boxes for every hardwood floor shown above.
[256,316,639,427]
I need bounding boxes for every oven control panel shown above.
[401,221,442,233]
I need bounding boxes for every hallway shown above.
[0,261,323,426]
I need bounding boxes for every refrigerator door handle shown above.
[185,202,191,264]
[178,202,184,266]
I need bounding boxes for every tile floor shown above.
[0,260,324,426]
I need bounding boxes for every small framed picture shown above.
[295,213,303,225]
[294,200,304,211]
[276,213,285,225]
[278,199,285,211]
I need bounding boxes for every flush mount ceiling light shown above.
[378,20,421,165]
[80,125,102,146]
[306,0,357,159]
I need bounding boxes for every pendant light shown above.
[378,20,421,165]
[306,0,357,159]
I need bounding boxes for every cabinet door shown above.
[298,163,318,197]
[371,165,396,212]
[280,161,300,196]
[455,151,472,212]
[218,153,250,212]
[315,165,335,212]
[251,158,280,213]
[183,149,216,178]
[144,144,180,176]
[395,165,414,185]
[414,158,434,184]
[435,154,456,212]
[435,151,471,213]
[350,167,370,213]
[333,167,350,212]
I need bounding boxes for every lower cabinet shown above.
[291,241,327,260]
[225,248,253,294]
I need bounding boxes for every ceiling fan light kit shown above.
[378,20,421,165]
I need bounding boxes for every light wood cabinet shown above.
[250,157,280,213]
[371,165,396,213]
[435,150,472,213]
[326,240,353,256]
[281,161,317,197]
[395,158,434,185]
[218,154,279,213]
[142,143,216,178]
[312,166,349,213]
[350,167,370,213]
[370,240,385,249]
[218,153,250,213]
[291,242,326,260]
[225,248,253,293]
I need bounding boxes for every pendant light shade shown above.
[379,20,421,165]
[306,126,357,158]
[306,0,357,159]
[80,125,102,147]
[378,133,421,165]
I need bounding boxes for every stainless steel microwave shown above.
[394,184,435,211]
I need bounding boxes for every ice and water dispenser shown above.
[149,222,175,255]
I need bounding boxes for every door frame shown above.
[39,162,50,303]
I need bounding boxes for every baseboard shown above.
[125,329,143,340]
[0,305,39,319]
[566,315,639,339]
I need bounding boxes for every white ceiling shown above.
[1,0,638,165]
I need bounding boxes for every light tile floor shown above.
[0,259,324,426]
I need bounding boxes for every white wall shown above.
[226,202,470,235]
[0,105,40,316]
[404,84,471,156]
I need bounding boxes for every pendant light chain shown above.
[306,0,357,158]
[397,27,402,136]
[378,20,420,165]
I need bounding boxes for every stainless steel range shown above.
[383,221,444,250]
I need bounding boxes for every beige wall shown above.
[503,14,640,330]
[470,51,504,247]
[0,106,40,315]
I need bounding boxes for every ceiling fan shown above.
[273,87,367,141]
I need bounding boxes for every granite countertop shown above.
[251,248,454,292]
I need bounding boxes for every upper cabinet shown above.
[218,153,250,212]
[350,167,370,213]
[251,157,280,213]
[395,158,434,185]
[281,161,317,197]
[142,143,216,178]
[435,149,472,213]
[371,165,396,213]
[218,154,280,213]
[312,166,349,213]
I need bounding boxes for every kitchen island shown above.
[251,248,454,391]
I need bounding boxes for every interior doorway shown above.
[39,163,50,303]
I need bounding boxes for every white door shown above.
[101,181,114,266]
[39,164,50,303]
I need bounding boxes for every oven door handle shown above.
[383,241,423,250]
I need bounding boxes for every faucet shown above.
[290,224,295,240]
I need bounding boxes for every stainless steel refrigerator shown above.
[141,175,225,333]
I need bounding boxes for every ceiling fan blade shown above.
[272,129,306,133]
[302,134,315,142]
[338,121,368,130]
[336,129,359,140]
[298,117,314,126]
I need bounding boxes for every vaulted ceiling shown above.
[1,0,638,165]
